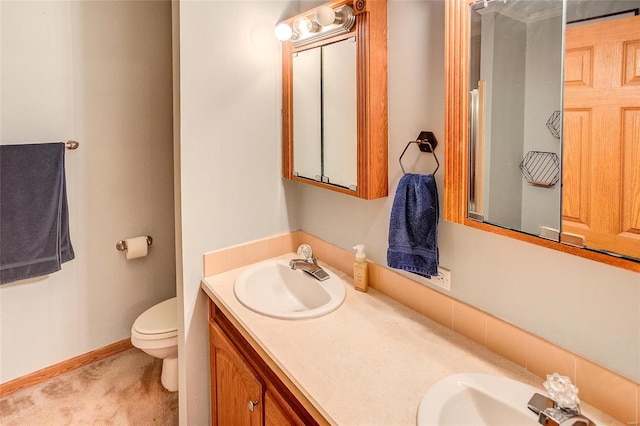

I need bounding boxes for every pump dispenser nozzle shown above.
[353,244,366,261]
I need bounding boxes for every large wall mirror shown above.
[445,0,640,272]
[280,0,388,200]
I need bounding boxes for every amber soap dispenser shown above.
[352,244,369,292]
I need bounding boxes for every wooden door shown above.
[562,15,640,259]
[210,322,264,426]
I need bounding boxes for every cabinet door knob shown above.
[248,400,259,411]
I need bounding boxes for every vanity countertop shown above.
[201,254,621,426]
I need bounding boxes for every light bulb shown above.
[315,6,337,26]
[293,16,317,35]
[274,22,293,41]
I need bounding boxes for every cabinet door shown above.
[322,38,357,190]
[292,47,322,181]
[291,39,357,189]
[265,390,304,426]
[210,321,263,426]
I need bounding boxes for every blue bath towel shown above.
[0,143,75,284]
[387,173,439,278]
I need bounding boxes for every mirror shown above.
[467,0,564,236]
[443,0,640,272]
[465,0,640,264]
[281,0,388,200]
[292,38,357,189]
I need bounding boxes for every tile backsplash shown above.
[203,231,639,425]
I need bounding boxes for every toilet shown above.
[131,297,178,392]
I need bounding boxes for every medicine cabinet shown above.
[281,0,388,200]
[444,0,640,272]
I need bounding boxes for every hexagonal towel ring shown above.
[546,110,561,138]
[519,151,560,187]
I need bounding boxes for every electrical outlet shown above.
[425,266,451,291]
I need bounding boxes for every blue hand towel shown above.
[387,173,439,278]
[1,143,75,284]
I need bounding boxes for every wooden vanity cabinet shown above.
[209,301,320,426]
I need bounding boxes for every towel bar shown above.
[65,140,79,150]
[399,131,439,175]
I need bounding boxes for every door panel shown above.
[563,15,640,259]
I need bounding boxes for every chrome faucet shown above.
[528,393,595,426]
[289,244,330,281]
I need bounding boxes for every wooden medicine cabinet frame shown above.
[443,0,640,273]
[281,0,388,200]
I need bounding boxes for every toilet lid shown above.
[134,297,177,335]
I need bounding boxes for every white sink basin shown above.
[234,258,346,320]
[417,373,603,426]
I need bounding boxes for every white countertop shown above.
[201,254,620,426]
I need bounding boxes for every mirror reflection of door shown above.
[562,14,640,260]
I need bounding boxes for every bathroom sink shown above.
[417,373,603,426]
[234,258,346,320]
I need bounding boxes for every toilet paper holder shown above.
[116,236,153,252]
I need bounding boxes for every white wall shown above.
[177,1,300,423]
[0,1,175,383]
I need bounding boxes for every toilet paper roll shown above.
[126,236,148,260]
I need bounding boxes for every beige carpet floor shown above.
[0,348,178,425]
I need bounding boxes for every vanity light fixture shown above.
[274,4,355,47]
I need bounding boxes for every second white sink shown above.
[417,373,604,426]
[234,258,346,320]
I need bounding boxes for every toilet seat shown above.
[132,297,177,340]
